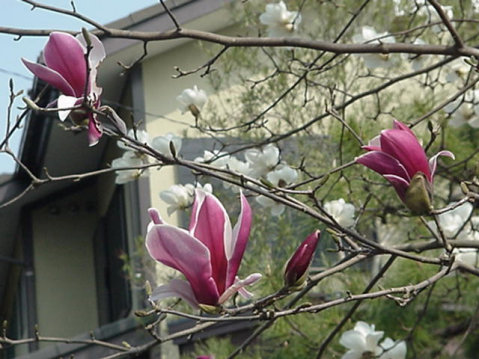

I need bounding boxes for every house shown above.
[0,1,253,357]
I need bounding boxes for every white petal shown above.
[57,95,78,121]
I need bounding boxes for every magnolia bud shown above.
[284,231,320,290]
[81,28,92,47]
[403,172,432,215]
[188,104,200,118]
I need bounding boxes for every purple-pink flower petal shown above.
[357,120,454,213]
[284,231,320,288]
[88,115,103,147]
[429,150,455,179]
[150,279,199,309]
[383,174,410,201]
[190,191,230,294]
[148,208,164,226]
[380,129,431,181]
[226,191,252,288]
[147,190,256,308]
[21,58,76,96]
[146,224,219,305]
[356,151,411,182]
[392,119,415,135]
[43,32,87,97]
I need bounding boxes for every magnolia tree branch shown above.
[2,1,479,358]
[1,25,479,56]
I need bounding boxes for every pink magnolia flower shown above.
[284,231,320,289]
[146,189,261,309]
[356,120,454,214]
[22,32,106,146]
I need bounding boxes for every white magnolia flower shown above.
[111,151,148,184]
[160,183,212,216]
[227,156,251,175]
[194,150,230,168]
[324,198,356,228]
[259,1,301,38]
[339,321,384,359]
[176,85,208,116]
[118,128,149,151]
[151,133,182,157]
[446,60,470,83]
[379,338,407,359]
[427,202,477,240]
[256,195,285,216]
[352,26,396,69]
[245,144,280,178]
[266,163,298,187]
[224,156,251,191]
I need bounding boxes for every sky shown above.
[0,0,157,174]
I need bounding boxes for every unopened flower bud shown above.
[284,231,320,290]
[188,104,200,118]
[81,27,92,47]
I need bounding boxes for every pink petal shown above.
[218,273,262,304]
[383,174,410,201]
[88,115,103,146]
[22,58,75,96]
[226,191,252,288]
[150,279,199,309]
[393,119,415,136]
[356,151,410,182]
[428,150,455,179]
[148,208,165,225]
[190,190,230,294]
[146,224,219,305]
[44,32,87,97]
[380,129,430,181]
[363,134,381,151]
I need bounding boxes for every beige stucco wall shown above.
[142,40,206,225]
[32,187,99,340]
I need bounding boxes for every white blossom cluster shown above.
[160,183,213,216]
[339,321,406,359]
[112,129,182,184]
[427,202,479,267]
[194,144,298,216]
[112,129,151,184]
